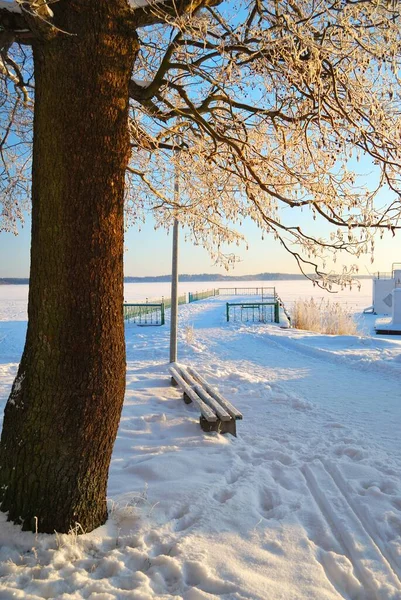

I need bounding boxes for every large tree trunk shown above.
[0,3,138,533]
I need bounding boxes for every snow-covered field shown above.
[1,280,401,599]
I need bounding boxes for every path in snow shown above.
[183,298,401,457]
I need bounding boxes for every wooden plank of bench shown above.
[169,366,218,422]
[193,384,232,421]
[187,366,243,420]
[174,365,232,422]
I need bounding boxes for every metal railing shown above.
[123,287,289,328]
[157,294,187,309]
[276,293,291,324]
[219,287,276,298]
[374,272,394,280]
[188,289,218,303]
[226,301,280,324]
[123,303,165,326]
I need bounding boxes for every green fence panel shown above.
[123,303,165,326]
[188,289,217,303]
[274,301,280,324]
[219,287,276,299]
[226,301,280,324]
[157,294,186,310]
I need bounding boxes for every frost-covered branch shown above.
[2,0,401,286]
[126,0,401,285]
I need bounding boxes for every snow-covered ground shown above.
[1,281,401,599]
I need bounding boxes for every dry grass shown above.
[183,324,196,345]
[292,298,359,335]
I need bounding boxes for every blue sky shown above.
[1,23,399,279]
[1,205,399,278]
[1,146,399,279]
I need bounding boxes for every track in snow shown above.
[302,460,401,600]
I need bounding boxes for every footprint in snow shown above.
[271,463,300,492]
[236,449,252,462]
[262,539,285,556]
[258,487,281,519]
[259,450,294,466]
[359,479,399,496]
[146,554,183,593]
[175,512,200,532]
[225,468,244,485]
[183,561,237,595]
[170,504,190,520]
[391,498,401,512]
[334,445,368,462]
[213,488,235,504]
[385,514,401,538]
[149,542,180,558]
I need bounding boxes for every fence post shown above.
[226,303,230,322]
[274,301,280,323]
[161,303,165,326]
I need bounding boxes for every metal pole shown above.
[169,149,179,363]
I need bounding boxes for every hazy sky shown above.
[1,206,399,278]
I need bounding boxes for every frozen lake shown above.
[0,278,373,322]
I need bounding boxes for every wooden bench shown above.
[169,363,243,437]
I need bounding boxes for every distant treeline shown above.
[1,272,371,285]
[124,272,309,283]
[125,272,370,282]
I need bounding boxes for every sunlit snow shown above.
[128,0,165,9]
[0,280,401,599]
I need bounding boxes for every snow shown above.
[128,0,165,9]
[0,0,53,17]
[1,280,401,599]
[132,77,153,89]
[0,1,21,14]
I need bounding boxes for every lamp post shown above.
[169,146,179,363]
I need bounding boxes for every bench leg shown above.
[200,417,237,437]
[183,392,192,405]
[170,377,192,404]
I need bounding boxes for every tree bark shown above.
[0,3,138,533]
